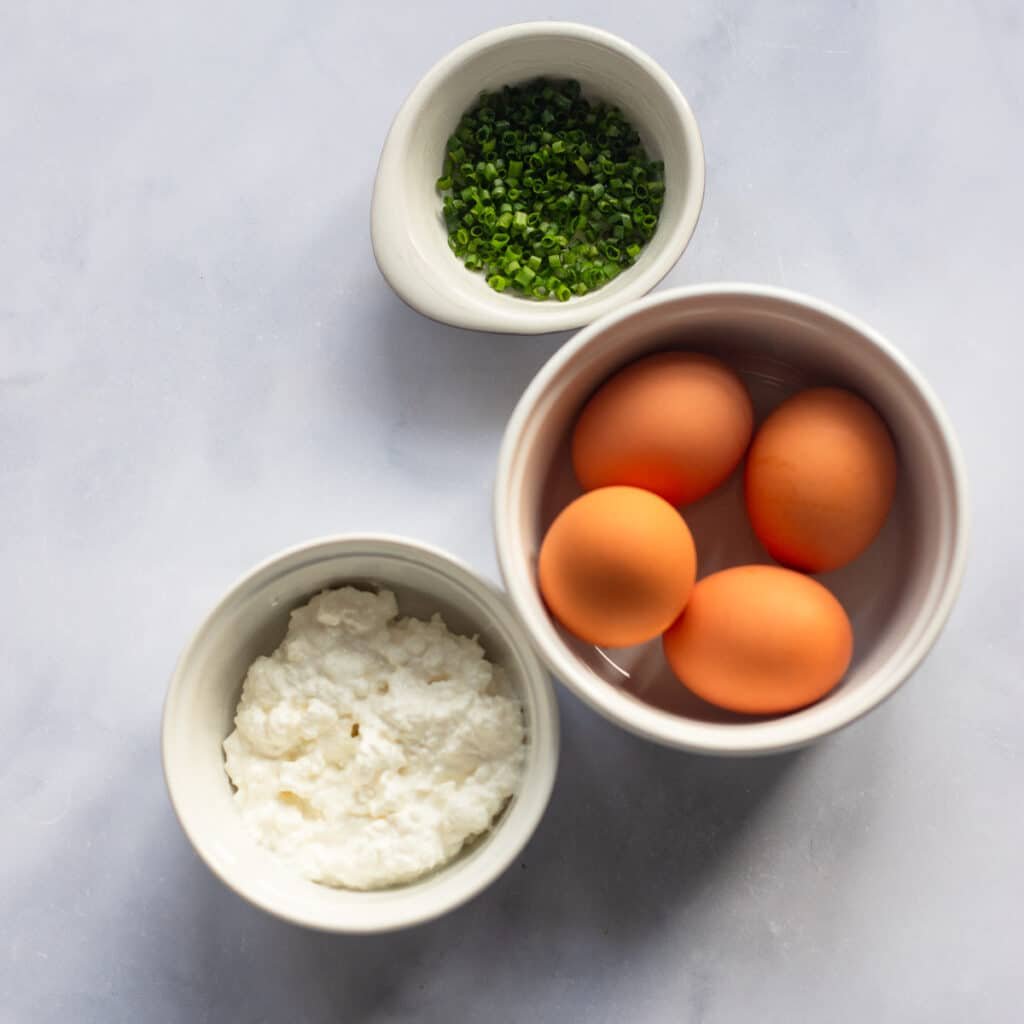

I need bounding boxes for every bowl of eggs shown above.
[494,283,968,755]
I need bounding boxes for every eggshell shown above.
[663,565,853,715]
[538,485,697,648]
[745,387,897,573]
[572,351,754,506]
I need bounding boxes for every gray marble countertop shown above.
[3,2,1021,1021]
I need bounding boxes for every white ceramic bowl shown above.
[494,284,968,755]
[162,535,559,932]
[371,22,705,334]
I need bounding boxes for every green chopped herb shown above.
[437,78,664,300]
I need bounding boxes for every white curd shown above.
[223,587,525,890]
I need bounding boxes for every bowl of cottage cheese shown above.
[162,535,559,933]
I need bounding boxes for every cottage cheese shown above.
[223,586,526,890]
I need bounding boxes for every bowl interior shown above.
[373,25,703,332]
[163,539,556,931]
[498,289,964,751]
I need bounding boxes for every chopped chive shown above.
[435,77,664,299]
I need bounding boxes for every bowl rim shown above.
[370,20,706,335]
[493,282,970,755]
[161,532,560,932]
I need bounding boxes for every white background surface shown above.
[2,2,1021,1021]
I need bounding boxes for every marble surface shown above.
[2,2,1021,1021]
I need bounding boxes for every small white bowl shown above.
[494,284,969,755]
[162,535,559,932]
[371,22,705,334]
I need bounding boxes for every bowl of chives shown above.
[371,22,705,335]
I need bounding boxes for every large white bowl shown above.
[162,535,559,932]
[494,284,969,755]
[371,22,705,334]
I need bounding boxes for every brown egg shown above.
[571,352,754,506]
[745,387,897,573]
[663,565,853,715]
[538,486,697,648]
